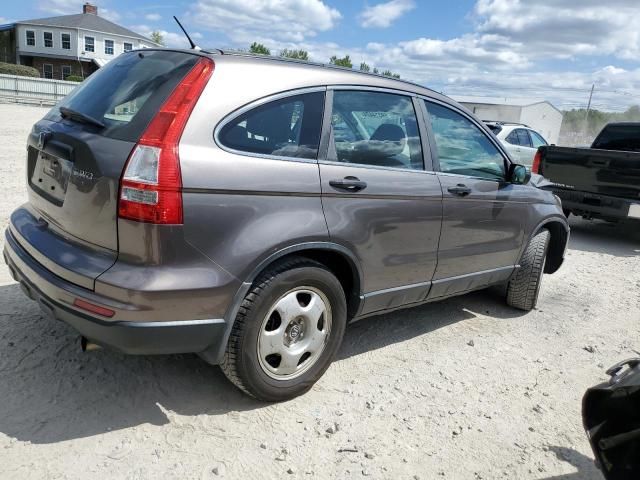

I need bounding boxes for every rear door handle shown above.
[329,176,367,192]
[447,184,472,196]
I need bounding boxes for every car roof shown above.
[157,48,453,104]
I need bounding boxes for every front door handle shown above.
[329,176,367,192]
[447,184,472,196]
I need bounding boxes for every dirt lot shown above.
[0,102,638,480]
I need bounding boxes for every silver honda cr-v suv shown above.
[4,49,569,401]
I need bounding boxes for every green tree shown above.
[372,67,379,74]
[150,31,164,46]
[380,69,401,79]
[329,55,352,68]
[280,49,309,60]
[249,42,271,55]
[359,62,370,72]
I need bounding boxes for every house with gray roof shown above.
[0,3,158,80]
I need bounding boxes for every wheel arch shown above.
[201,242,363,365]
[532,217,569,274]
[244,242,364,318]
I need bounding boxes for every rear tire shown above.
[506,230,550,311]
[221,257,347,401]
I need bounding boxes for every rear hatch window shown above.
[591,124,640,152]
[45,50,199,142]
[23,50,201,281]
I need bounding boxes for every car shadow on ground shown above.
[541,446,603,480]
[0,282,525,444]
[568,216,640,257]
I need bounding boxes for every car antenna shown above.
[173,16,200,50]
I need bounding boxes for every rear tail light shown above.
[532,149,542,174]
[118,57,214,224]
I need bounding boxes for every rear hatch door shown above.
[15,50,201,289]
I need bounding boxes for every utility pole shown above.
[584,83,595,135]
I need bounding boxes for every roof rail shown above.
[482,120,531,128]
[198,48,441,96]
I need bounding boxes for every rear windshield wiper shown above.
[59,106,105,129]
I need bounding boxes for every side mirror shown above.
[509,164,531,185]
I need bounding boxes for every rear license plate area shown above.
[31,150,72,205]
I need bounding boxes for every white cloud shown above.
[188,0,341,43]
[145,13,162,21]
[474,0,640,60]
[359,0,415,28]
[129,24,191,48]
[174,0,639,112]
[37,0,121,22]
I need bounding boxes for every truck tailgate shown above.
[540,146,640,199]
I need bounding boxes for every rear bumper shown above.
[3,228,227,355]
[554,188,640,221]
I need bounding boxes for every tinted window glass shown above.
[516,129,532,147]
[329,91,423,170]
[487,124,502,135]
[591,125,640,152]
[505,130,519,145]
[47,51,199,142]
[218,92,325,159]
[61,33,71,50]
[530,130,547,148]
[425,101,506,181]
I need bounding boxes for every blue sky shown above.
[3,0,640,111]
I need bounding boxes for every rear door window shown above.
[328,90,423,170]
[516,129,532,147]
[217,92,325,159]
[46,50,200,142]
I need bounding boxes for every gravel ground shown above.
[0,102,639,479]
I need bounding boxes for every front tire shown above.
[506,229,550,311]
[221,257,347,401]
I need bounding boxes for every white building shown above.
[0,3,158,80]
[452,96,563,144]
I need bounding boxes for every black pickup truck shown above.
[534,123,640,222]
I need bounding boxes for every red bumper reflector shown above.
[73,298,115,318]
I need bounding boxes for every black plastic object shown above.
[582,358,640,480]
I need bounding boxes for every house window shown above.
[61,65,71,80]
[43,64,53,79]
[61,33,71,50]
[85,36,94,52]
[26,30,35,46]
[123,42,133,52]
[43,32,53,48]
[104,39,114,55]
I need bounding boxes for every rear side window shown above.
[217,92,325,159]
[328,90,423,170]
[46,51,200,142]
